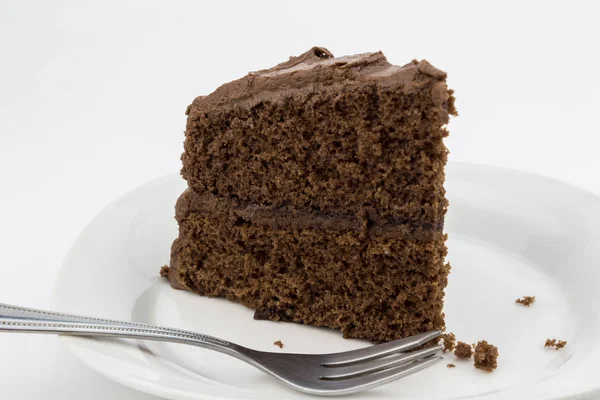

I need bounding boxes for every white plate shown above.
[52,163,600,400]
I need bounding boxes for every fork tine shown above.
[315,356,443,395]
[321,330,441,366]
[320,345,443,379]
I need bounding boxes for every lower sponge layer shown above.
[166,190,449,343]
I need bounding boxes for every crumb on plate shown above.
[442,332,456,352]
[454,341,473,359]
[545,338,567,350]
[516,295,536,306]
[474,340,499,372]
[160,265,170,278]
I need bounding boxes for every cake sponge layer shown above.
[182,50,456,223]
[166,189,449,343]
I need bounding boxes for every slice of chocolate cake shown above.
[164,47,456,343]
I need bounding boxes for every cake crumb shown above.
[273,340,284,349]
[454,341,473,359]
[474,340,499,372]
[545,338,567,350]
[447,363,456,368]
[441,332,456,352]
[160,265,170,278]
[516,295,536,306]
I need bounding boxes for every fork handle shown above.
[0,303,241,356]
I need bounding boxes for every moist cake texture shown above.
[165,47,456,343]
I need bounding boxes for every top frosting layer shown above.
[186,46,450,116]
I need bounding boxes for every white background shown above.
[1,0,599,398]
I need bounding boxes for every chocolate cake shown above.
[164,46,456,343]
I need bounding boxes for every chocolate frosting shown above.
[186,47,451,122]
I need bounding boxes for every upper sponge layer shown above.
[182,47,456,223]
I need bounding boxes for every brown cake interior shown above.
[182,82,454,224]
[169,189,449,342]
[166,47,456,343]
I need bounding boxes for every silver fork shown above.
[0,303,443,396]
